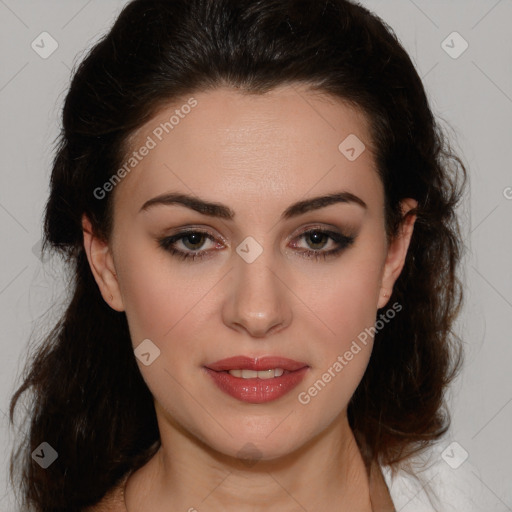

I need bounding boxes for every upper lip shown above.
[205,356,309,372]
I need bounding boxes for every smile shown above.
[204,356,309,403]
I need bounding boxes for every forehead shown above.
[112,84,383,220]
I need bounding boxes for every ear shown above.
[377,198,418,309]
[82,214,125,312]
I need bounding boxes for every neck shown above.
[124,409,374,512]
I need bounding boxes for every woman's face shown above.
[84,84,416,461]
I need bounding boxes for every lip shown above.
[205,356,308,372]
[203,356,310,404]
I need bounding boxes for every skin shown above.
[82,84,417,511]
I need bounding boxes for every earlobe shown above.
[82,214,124,312]
[378,198,418,309]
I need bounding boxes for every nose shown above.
[222,251,292,338]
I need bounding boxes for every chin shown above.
[197,421,314,465]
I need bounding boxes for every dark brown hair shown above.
[9,0,467,510]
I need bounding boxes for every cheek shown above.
[309,248,386,351]
[294,275,380,424]
[114,238,218,348]
[294,240,386,405]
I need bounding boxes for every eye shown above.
[289,228,355,261]
[157,227,355,262]
[158,230,220,261]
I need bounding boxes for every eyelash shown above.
[158,227,355,262]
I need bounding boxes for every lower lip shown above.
[204,367,309,404]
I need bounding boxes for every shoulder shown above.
[381,443,490,512]
[82,475,128,512]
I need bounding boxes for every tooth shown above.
[258,369,275,380]
[227,368,287,379]
[241,369,259,379]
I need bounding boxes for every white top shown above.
[381,443,494,511]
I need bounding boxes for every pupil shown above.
[309,232,326,248]
[185,233,204,249]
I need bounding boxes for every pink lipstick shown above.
[204,356,309,404]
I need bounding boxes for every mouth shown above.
[203,356,310,403]
[220,368,289,379]
[205,355,308,373]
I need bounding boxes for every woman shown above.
[8,0,468,510]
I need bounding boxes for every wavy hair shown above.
[9,0,467,510]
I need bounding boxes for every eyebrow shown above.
[139,191,367,220]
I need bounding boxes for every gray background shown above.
[1,0,511,510]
